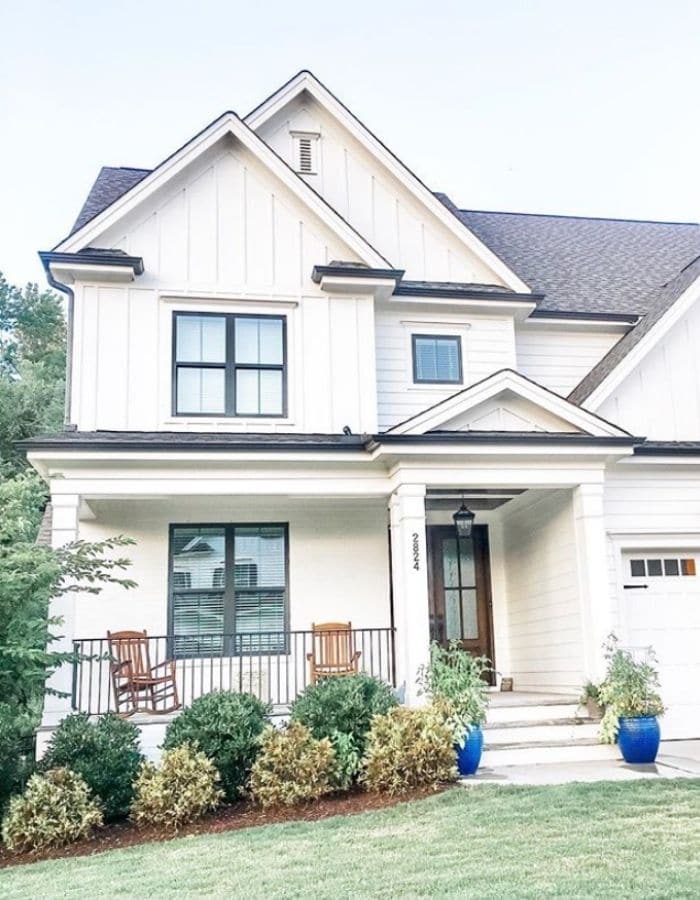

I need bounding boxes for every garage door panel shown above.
[621,549,700,740]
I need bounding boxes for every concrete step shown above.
[487,703,581,725]
[482,740,620,767]
[484,721,600,746]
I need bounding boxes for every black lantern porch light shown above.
[453,498,475,540]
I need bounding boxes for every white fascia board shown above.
[386,369,630,437]
[245,72,531,294]
[584,275,700,410]
[376,442,633,460]
[392,294,537,319]
[54,113,389,269]
[519,316,634,333]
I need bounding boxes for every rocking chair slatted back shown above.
[307,622,361,682]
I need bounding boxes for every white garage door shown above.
[621,550,700,739]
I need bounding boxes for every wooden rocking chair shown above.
[107,630,180,716]
[307,622,361,684]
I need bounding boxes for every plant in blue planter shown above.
[417,642,491,777]
[597,635,664,764]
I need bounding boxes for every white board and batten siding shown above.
[515,326,623,398]
[69,138,379,435]
[597,295,700,439]
[502,489,585,693]
[375,306,517,431]
[256,93,508,286]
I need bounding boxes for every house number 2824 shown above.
[412,532,420,571]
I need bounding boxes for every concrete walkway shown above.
[461,739,700,786]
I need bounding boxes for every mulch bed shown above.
[0,786,449,870]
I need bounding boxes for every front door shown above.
[427,525,494,670]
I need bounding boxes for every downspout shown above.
[43,262,75,430]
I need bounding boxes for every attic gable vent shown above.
[292,132,319,175]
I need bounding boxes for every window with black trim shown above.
[412,334,462,384]
[173,312,286,417]
[169,524,288,656]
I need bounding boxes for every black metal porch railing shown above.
[71,628,396,716]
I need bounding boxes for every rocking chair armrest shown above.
[351,650,361,662]
[306,652,314,662]
[149,660,176,676]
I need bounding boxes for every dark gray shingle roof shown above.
[72,167,151,234]
[569,253,700,403]
[436,193,700,317]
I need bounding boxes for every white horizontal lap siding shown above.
[257,95,508,284]
[72,498,391,641]
[598,300,700,439]
[375,307,516,431]
[502,490,584,692]
[515,327,623,397]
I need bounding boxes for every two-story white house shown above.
[26,71,700,760]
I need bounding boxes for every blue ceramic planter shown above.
[618,716,660,764]
[455,724,483,776]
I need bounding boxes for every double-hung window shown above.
[169,524,288,656]
[412,334,462,384]
[173,312,286,417]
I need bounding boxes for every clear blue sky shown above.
[2,0,700,285]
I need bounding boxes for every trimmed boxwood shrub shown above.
[249,722,335,808]
[163,691,269,801]
[40,713,143,822]
[2,768,102,852]
[362,706,457,795]
[131,744,223,831]
[291,674,397,755]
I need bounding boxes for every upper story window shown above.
[173,312,286,417]
[412,334,462,385]
[292,132,319,175]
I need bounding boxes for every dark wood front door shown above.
[427,525,494,670]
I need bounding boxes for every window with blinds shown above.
[412,334,463,384]
[169,524,288,656]
[173,312,286,417]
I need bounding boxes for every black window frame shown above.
[172,311,288,418]
[411,333,463,385]
[167,522,290,658]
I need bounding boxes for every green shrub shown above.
[249,722,335,807]
[291,674,397,755]
[131,744,222,832]
[40,713,143,821]
[418,642,491,744]
[163,691,269,800]
[598,635,665,743]
[362,707,457,795]
[329,730,361,791]
[0,704,34,815]
[1,768,102,853]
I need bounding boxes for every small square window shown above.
[630,559,646,577]
[647,559,663,577]
[664,559,680,576]
[681,558,697,576]
[412,335,462,384]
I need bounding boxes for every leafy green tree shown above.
[0,272,66,475]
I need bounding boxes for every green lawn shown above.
[2,780,699,899]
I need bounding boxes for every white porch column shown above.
[40,493,81,732]
[573,483,613,680]
[389,484,430,705]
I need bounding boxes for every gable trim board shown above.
[245,71,531,294]
[569,255,700,408]
[53,111,390,271]
[385,369,632,438]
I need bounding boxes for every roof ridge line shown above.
[458,208,700,227]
